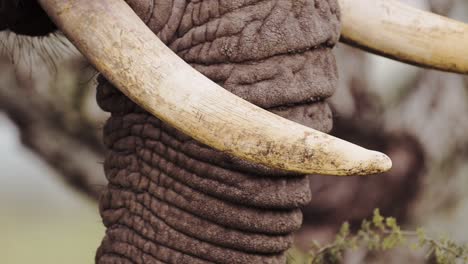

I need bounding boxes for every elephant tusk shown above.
[339,0,468,74]
[38,0,391,176]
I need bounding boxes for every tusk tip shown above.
[353,150,393,176]
[322,139,393,176]
[369,151,393,174]
[312,137,393,176]
[330,148,393,176]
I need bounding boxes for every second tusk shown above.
[339,0,468,74]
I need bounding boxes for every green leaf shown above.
[372,209,385,230]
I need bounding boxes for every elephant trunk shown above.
[95,78,312,263]
[85,1,345,262]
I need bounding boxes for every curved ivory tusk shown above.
[339,0,468,74]
[38,0,391,176]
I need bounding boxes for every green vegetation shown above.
[288,209,468,264]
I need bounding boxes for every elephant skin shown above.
[96,0,340,263]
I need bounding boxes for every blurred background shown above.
[0,117,103,263]
[1,0,467,263]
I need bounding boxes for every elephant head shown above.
[1,0,467,263]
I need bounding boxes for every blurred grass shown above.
[0,206,104,264]
[0,115,104,264]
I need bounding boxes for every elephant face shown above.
[96,1,340,263]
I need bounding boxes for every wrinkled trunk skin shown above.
[95,1,340,263]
